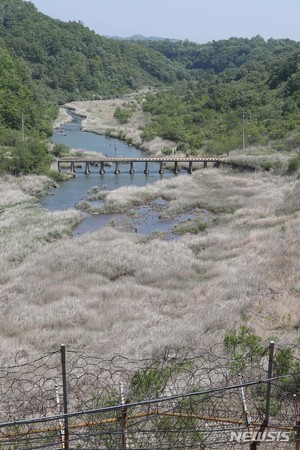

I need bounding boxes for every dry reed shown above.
[0,169,299,358]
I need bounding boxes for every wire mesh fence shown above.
[0,342,299,449]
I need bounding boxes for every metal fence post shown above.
[264,341,275,427]
[296,417,300,450]
[60,344,69,450]
[55,383,65,449]
[120,382,129,449]
[239,374,256,449]
[251,341,275,449]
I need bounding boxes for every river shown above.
[41,111,194,238]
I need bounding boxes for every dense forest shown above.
[139,37,300,154]
[1,0,300,174]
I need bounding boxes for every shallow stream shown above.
[41,111,194,238]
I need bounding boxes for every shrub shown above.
[162,147,173,155]
[51,143,70,157]
[287,155,300,173]
[0,128,22,147]
[173,218,208,235]
[272,160,284,174]
[224,326,265,372]
[5,139,51,175]
[46,170,66,182]
[141,127,157,141]
[262,160,273,171]
[114,107,133,124]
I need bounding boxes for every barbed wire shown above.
[0,343,299,449]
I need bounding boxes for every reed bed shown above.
[0,170,299,357]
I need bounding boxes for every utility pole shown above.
[242,111,246,151]
[21,113,25,144]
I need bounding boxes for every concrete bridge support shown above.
[159,161,164,174]
[204,160,208,168]
[114,162,120,174]
[173,161,179,174]
[99,162,105,175]
[70,161,76,175]
[129,161,135,174]
[144,161,149,174]
[188,161,193,174]
[84,162,90,174]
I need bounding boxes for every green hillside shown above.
[139,37,300,154]
[1,0,300,173]
[0,0,184,173]
[0,0,181,103]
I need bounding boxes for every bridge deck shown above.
[58,157,220,163]
[57,157,221,175]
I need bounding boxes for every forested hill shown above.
[0,0,182,104]
[0,0,185,174]
[138,36,300,73]
[1,0,300,174]
[138,37,300,154]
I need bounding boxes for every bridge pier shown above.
[58,161,61,172]
[84,161,90,174]
[114,162,120,174]
[70,161,76,175]
[188,161,193,174]
[129,161,135,174]
[159,161,164,174]
[99,162,105,174]
[173,161,179,174]
[204,160,208,168]
[144,161,149,174]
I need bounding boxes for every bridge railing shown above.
[57,157,221,175]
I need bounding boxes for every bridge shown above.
[57,157,221,175]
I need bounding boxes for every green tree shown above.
[224,325,265,372]
[5,139,51,175]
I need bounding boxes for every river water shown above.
[41,111,194,237]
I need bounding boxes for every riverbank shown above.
[61,94,297,175]
[64,90,177,157]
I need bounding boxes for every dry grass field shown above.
[0,166,299,359]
